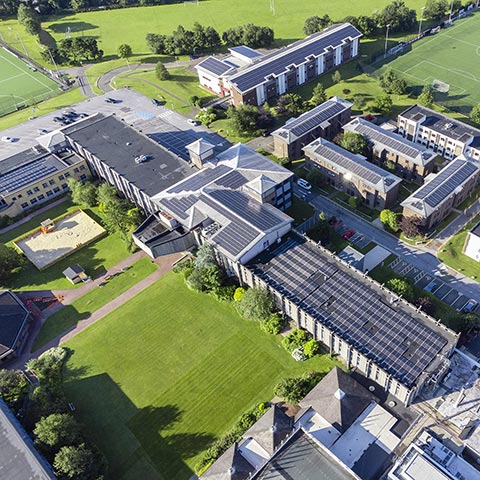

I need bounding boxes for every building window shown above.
[53,187,60,193]
[42,183,48,188]
[33,186,40,193]
[64,172,71,178]
[30,198,38,205]
[79,165,86,171]
[26,190,33,196]
[74,167,79,173]
[21,202,29,209]
[62,183,68,190]
[58,175,64,181]
[49,179,56,185]
[46,190,53,197]
[79,174,87,181]
[38,194,45,201]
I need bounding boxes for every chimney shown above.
[186,139,215,169]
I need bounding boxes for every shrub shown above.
[237,287,273,321]
[386,278,414,301]
[282,329,311,353]
[26,347,67,381]
[303,339,319,358]
[348,196,359,208]
[172,257,194,274]
[274,371,323,404]
[234,287,246,302]
[0,369,28,409]
[261,313,286,335]
[212,285,237,302]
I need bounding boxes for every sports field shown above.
[379,13,480,114]
[63,272,339,480]
[0,48,58,116]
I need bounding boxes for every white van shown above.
[297,178,312,191]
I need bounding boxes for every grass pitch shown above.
[0,48,58,116]
[63,272,339,480]
[378,13,480,114]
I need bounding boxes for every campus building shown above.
[397,105,480,161]
[196,23,362,107]
[225,234,458,406]
[343,117,437,182]
[401,155,480,229]
[271,97,353,160]
[0,290,31,363]
[0,145,91,218]
[464,221,480,262]
[0,399,56,479]
[303,137,402,210]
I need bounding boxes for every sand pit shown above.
[15,210,106,270]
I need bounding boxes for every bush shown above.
[282,329,311,353]
[303,339,319,358]
[261,313,286,335]
[380,209,399,232]
[386,278,414,301]
[34,413,81,453]
[237,288,273,321]
[348,196,359,208]
[0,369,28,409]
[274,371,323,404]
[172,257,194,274]
[211,285,237,302]
[234,287,246,302]
[26,347,67,381]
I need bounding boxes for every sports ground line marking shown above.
[443,33,480,50]
[0,72,26,84]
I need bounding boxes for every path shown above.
[10,252,182,371]
[60,65,96,99]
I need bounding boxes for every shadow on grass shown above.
[48,21,99,34]
[39,29,57,50]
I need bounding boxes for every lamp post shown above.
[449,0,455,21]
[418,6,426,36]
[384,24,391,58]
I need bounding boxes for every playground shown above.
[15,210,106,270]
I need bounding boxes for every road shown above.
[302,188,480,300]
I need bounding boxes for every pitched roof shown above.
[201,442,255,480]
[0,291,29,360]
[186,138,215,156]
[299,367,377,433]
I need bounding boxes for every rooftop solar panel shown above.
[167,165,231,194]
[196,57,233,76]
[0,159,59,194]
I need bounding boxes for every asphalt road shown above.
[301,187,480,301]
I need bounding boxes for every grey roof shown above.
[201,442,254,480]
[352,442,392,480]
[248,235,456,388]
[64,114,195,197]
[0,291,29,360]
[471,221,480,237]
[195,56,234,77]
[243,405,293,455]
[228,23,362,93]
[186,138,215,156]
[272,97,352,143]
[401,156,480,217]
[399,104,480,149]
[299,367,377,433]
[343,117,436,167]
[0,399,56,479]
[229,45,263,60]
[303,138,401,193]
[62,264,84,279]
[257,430,356,480]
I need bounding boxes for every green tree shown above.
[234,287,246,302]
[399,215,425,239]
[196,107,217,126]
[237,287,273,321]
[96,182,117,206]
[0,244,25,284]
[24,16,41,36]
[276,93,305,117]
[339,132,368,156]
[67,179,97,207]
[117,43,132,59]
[470,103,480,126]
[303,339,319,358]
[273,377,304,403]
[310,83,327,107]
[423,0,448,20]
[189,95,201,107]
[418,85,435,108]
[34,414,81,451]
[379,69,407,95]
[227,105,259,135]
[386,278,414,300]
[155,61,170,81]
[282,328,310,353]
[303,15,332,35]
[373,94,393,115]
[0,369,28,407]
[195,242,217,270]
[380,209,399,232]
[260,313,286,335]
[376,1,417,32]
[332,70,342,84]
[348,196,359,208]
[53,443,106,480]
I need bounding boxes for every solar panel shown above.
[0,159,58,194]
[168,165,231,194]
[196,57,233,76]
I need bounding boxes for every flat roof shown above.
[248,234,457,389]
[470,221,480,237]
[64,114,195,197]
[0,291,29,359]
[228,23,362,93]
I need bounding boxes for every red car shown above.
[342,229,355,240]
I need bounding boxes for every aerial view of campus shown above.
[2,1,480,479]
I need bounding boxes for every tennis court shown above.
[0,47,59,116]
[377,13,480,115]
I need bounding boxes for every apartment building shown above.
[303,138,401,210]
[272,97,353,160]
[343,117,437,182]
[397,105,480,161]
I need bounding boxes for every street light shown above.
[418,6,426,36]
[449,0,455,21]
[384,24,391,58]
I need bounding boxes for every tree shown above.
[261,313,286,335]
[470,103,480,127]
[339,132,368,156]
[237,287,273,321]
[303,15,332,35]
[155,61,170,81]
[117,43,132,59]
[273,377,304,403]
[415,296,435,315]
[348,196,358,208]
[0,369,28,407]
[58,37,103,63]
[303,339,319,358]
[195,242,217,270]
[24,16,41,36]
[376,1,417,32]
[34,414,81,451]
[379,69,407,95]
[423,0,448,20]
[380,209,399,232]
[373,94,393,115]
[222,24,274,48]
[276,93,305,117]
[54,443,106,480]
[309,211,330,242]
[386,278,414,300]
[356,15,377,36]
[418,85,435,108]
[282,328,310,353]
[399,215,425,239]
[189,95,201,107]
[96,182,117,206]
[196,107,217,126]
[332,70,342,84]
[227,105,259,135]
[0,244,25,284]
[18,4,41,36]
[310,83,327,107]
[67,179,97,207]
[234,287,246,302]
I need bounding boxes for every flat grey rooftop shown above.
[65,114,195,197]
[0,291,29,358]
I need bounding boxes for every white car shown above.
[187,119,199,126]
[297,178,312,191]
[1,136,15,143]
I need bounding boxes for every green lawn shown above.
[32,257,157,351]
[1,200,132,291]
[63,272,339,480]
[438,214,480,281]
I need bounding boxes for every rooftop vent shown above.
[444,122,455,130]
[334,388,345,401]
[135,155,148,164]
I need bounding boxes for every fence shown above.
[295,213,318,234]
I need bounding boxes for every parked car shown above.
[187,119,199,126]
[105,97,121,104]
[1,136,15,143]
[152,98,161,106]
[53,116,63,122]
[37,129,49,135]
[461,299,478,313]
[343,229,355,240]
[297,178,312,191]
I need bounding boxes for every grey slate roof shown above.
[201,442,255,480]
[399,104,480,149]
[195,56,235,77]
[401,155,480,217]
[272,97,352,143]
[299,367,377,433]
[65,114,194,197]
[228,23,362,93]
[62,264,84,280]
[0,291,29,359]
[0,399,56,479]
[343,117,436,167]
[229,45,263,60]
[303,138,401,193]
[248,235,456,388]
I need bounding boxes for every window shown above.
[58,175,64,181]
[30,198,38,205]
[21,202,29,209]
[49,179,55,185]
[42,183,48,188]
[38,194,45,201]
[79,165,86,171]
[79,174,87,181]
[33,186,40,193]
[46,190,53,197]
[26,189,33,196]
[64,172,71,178]
[73,168,79,173]
[61,183,68,190]
[17,194,22,198]
[53,187,60,193]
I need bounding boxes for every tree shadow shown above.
[48,22,99,34]
[39,29,57,50]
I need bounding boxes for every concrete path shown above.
[61,65,96,98]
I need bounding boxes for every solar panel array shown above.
[229,24,361,92]
[158,195,199,220]
[167,165,230,194]
[249,237,449,387]
[412,159,478,208]
[196,57,233,76]
[0,159,58,194]
[229,46,263,59]
[214,170,249,190]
